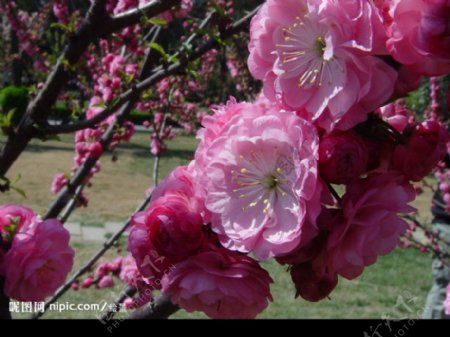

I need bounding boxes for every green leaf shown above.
[0,108,16,128]
[11,186,27,198]
[147,17,168,27]
[148,42,168,59]
[50,22,72,33]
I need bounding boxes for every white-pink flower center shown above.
[231,151,296,215]
[276,13,344,88]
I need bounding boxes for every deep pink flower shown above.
[195,101,321,259]
[150,136,165,156]
[290,260,338,302]
[377,100,412,133]
[81,276,94,289]
[98,275,114,289]
[391,120,449,181]
[2,219,74,301]
[143,194,205,261]
[386,0,450,76]
[88,142,103,157]
[327,173,415,279]
[248,0,397,130]
[129,167,206,279]
[161,246,273,319]
[51,173,68,194]
[319,131,368,184]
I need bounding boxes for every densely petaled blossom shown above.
[194,100,321,259]
[327,173,415,279]
[386,0,450,76]
[391,120,449,181]
[319,131,368,184]
[129,167,205,280]
[2,219,74,301]
[161,246,273,319]
[248,0,397,131]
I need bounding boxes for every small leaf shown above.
[148,42,168,59]
[147,17,168,27]
[11,186,26,198]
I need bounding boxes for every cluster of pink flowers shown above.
[126,0,449,319]
[248,0,450,132]
[0,1,48,72]
[0,204,74,302]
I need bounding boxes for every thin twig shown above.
[0,0,180,178]
[99,286,137,321]
[128,294,179,320]
[59,184,85,224]
[44,26,163,219]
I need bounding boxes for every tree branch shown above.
[128,295,179,320]
[0,0,181,179]
[107,0,181,36]
[43,6,260,137]
[44,26,163,219]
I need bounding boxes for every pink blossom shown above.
[52,0,69,24]
[119,255,141,287]
[150,136,165,156]
[88,142,103,157]
[132,193,205,263]
[0,204,38,238]
[81,276,94,289]
[161,247,273,319]
[98,275,114,289]
[129,167,205,278]
[386,0,450,76]
[194,101,321,259]
[290,260,338,302]
[248,0,397,131]
[51,173,68,194]
[319,131,368,185]
[391,120,449,181]
[151,165,202,203]
[327,173,415,279]
[2,219,74,301]
[377,100,412,133]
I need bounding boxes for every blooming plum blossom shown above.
[129,166,206,279]
[161,246,273,319]
[318,131,368,185]
[1,216,74,302]
[194,100,322,259]
[248,0,397,131]
[391,120,449,181]
[386,0,450,76]
[327,173,415,279]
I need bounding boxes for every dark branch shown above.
[44,26,162,219]
[107,0,181,36]
[0,0,180,178]
[128,295,179,320]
